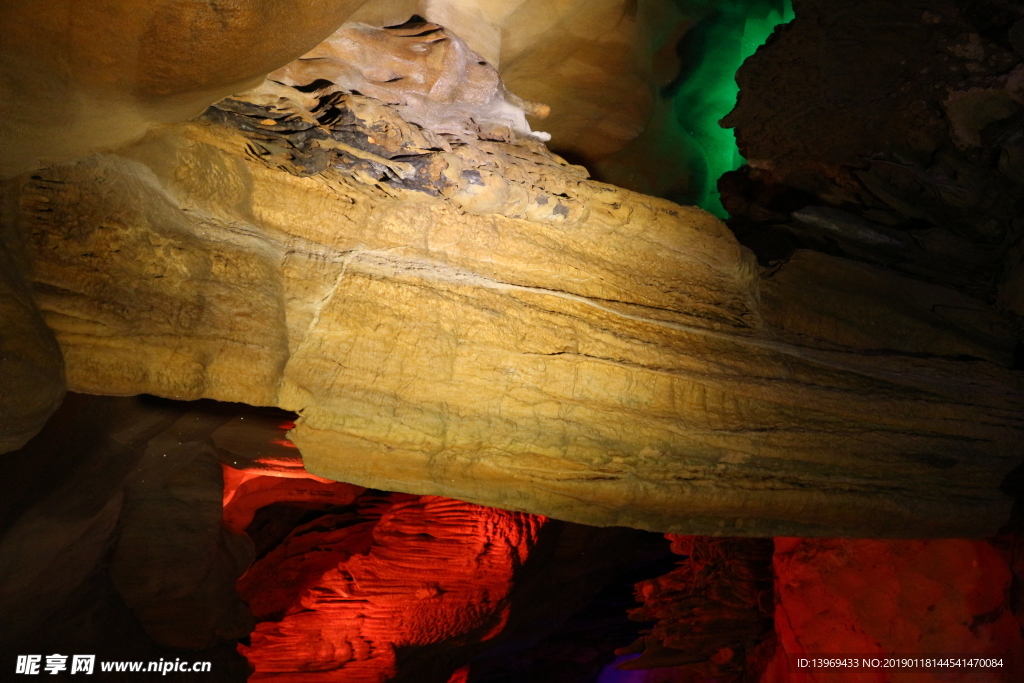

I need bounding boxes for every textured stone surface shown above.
[240,493,545,682]
[0,395,291,674]
[110,412,255,650]
[762,538,1024,682]
[267,20,551,141]
[236,483,665,683]
[1,0,690,188]
[0,396,151,645]
[0,396,257,654]
[721,0,1024,308]
[8,77,1024,538]
[342,0,691,164]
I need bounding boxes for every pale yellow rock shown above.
[9,91,1023,538]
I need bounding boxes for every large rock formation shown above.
[721,0,1024,312]
[0,0,689,185]
[233,478,667,683]
[0,393,667,679]
[240,492,546,682]
[0,395,260,670]
[4,51,1021,537]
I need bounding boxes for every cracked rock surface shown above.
[6,77,1023,538]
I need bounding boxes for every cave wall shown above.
[0,0,690,184]
[722,0,1024,319]
[3,1,1024,679]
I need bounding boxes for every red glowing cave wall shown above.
[224,455,1024,682]
[223,462,546,682]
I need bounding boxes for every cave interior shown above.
[2,1,1024,681]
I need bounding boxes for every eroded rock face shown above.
[0,395,259,665]
[234,478,670,682]
[1,0,694,190]
[344,0,690,164]
[267,20,550,141]
[616,535,775,680]
[0,391,673,678]
[8,69,1023,538]
[110,414,255,650]
[240,493,546,681]
[721,0,1024,313]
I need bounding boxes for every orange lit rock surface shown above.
[7,71,1023,538]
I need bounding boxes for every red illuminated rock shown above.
[239,494,546,681]
[222,462,363,535]
[761,538,1024,683]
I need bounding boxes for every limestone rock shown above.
[0,395,181,645]
[267,20,551,142]
[721,0,1024,302]
[1,0,691,188]
[110,412,256,650]
[222,454,365,535]
[237,483,666,682]
[240,493,545,682]
[9,78,1024,538]
[343,0,687,163]
[0,394,294,658]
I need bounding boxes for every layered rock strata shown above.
[5,71,1023,537]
